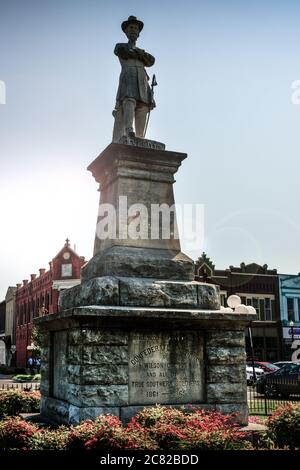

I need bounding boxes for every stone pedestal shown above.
[82,142,194,281]
[36,306,254,425]
[36,140,253,427]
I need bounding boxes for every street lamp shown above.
[248,322,256,382]
[289,320,295,343]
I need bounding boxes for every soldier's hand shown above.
[135,47,145,56]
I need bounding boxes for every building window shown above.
[252,298,260,319]
[271,300,275,320]
[220,294,227,307]
[244,297,274,321]
[265,298,272,320]
[260,299,265,321]
[287,298,295,322]
[61,264,72,277]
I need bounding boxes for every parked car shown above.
[273,361,295,368]
[256,362,300,398]
[247,361,279,374]
[246,365,264,385]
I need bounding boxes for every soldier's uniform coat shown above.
[114,43,155,106]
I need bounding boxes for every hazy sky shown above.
[1,0,300,299]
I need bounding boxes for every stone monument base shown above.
[59,278,220,310]
[81,247,195,282]
[36,305,254,426]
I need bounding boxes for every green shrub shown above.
[29,427,69,450]
[67,415,128,451]
[13,374,41,381]
[66,419,97,451]
[0,390,40,418]
[130,405,186,428]
[128,406,252,450]
[0,417,38,450]
[66,414,158,451]
[267,403,300,450]
[0,406,253,451]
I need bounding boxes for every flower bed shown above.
[12,374,41,382]
[0,417,37,450]
[0,390,40,419]
[127,406,252,450]
[2,399,299,450]
[267,403,300,450]
[0,405,253,450]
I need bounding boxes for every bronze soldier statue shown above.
[112,16,155,141]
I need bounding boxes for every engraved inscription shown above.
[52,331,68,401]
[119,135,166,150]
[129,331,204,405]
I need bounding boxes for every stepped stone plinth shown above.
[36,141,254,426]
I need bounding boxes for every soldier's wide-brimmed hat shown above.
[121,16,144,33]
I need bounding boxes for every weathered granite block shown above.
[41,396,69,424]
[207,383,247,403]
[206,347,246,364]
[82,345,128,365]
[59,276,119,310]
[67,364,128,385]
[39,379,50,397]
[207,364,246,384]
[59,277,220,310]
[40,332,50,349]
[68,329,82,345]
[119,278,198,308]
[67,344,128,365]
[82,364,128,385]
[67,365,81,383]
[215,404,248,425]
[67,384,128,407]
[206,330,245,348]
[197,284,220,310]
[68,345,82,364]
[40,347,49,363]
[81,246,194,282]
[69,328,128,346]
[40,362,50,380]
[69,405,120,424]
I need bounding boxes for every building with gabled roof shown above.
[195,254,282,361]
[278,273,300,360]
[15,239,85,368]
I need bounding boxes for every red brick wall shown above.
[15,245,85,367]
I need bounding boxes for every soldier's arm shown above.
[135,48,155,67]
[114,43,137,60]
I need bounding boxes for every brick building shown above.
[5,287,17,366]
[278,274,300,360]
[195,253,282,361]
[16,240,85,368]
[0,300,6,365]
